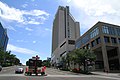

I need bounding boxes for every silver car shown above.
[15,67,24,73]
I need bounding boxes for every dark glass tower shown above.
[0,22,9,51]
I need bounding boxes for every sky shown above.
[0,0,120,64]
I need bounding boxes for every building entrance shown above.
[107,47,120,70]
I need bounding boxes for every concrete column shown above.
[116,39,120,70]
[101,36,110,72]
[117,46,120,70]
[101,45,110,72]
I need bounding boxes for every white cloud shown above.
[21,4,28,8]
[7,44,39,55]
[61,0,120,34]
[67,0,72,3]
[16,40,28,43]
[25,27,33,31]
[45,28,52,32]
[0,20,17,31]
[31,0,35,2]
[33,41,36,44]
[0,1,49,25]
[72,0,117,16]
[7,25,16,31]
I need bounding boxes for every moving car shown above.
[0,65,2,71]
[15,67,24,73]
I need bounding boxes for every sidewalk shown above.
[91,71,120,77]
[2,66,15,70]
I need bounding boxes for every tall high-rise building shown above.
[0,22,9,51]
[51,6,80,66]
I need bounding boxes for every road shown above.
[0,66,120,80]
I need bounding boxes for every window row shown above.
[104,36,120,44]
[82,37,101,49]
[102,25,120,36]
[90,27,99,39]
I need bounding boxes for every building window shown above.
[91,40,96,47]
[75,40,81,48]
[68,27,71,38]
[86,44,90,49]
[81,35,89,44]
[118,38,120,44]
[60,51,66,57]
[104,36,110,43]
[111,37,117,44]
[60,42,66,48]
[102,26,109,34]
[90,27,99,38]
[102,26,116,35]
[116,28,120,36]
[108,27,115,35]
[68,40,75,45]
[96,37,101,44]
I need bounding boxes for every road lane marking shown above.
[0,74,120,80]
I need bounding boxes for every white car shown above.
[15,67,24,73]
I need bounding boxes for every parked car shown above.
[15,67,24,73]
[0,65,2,71]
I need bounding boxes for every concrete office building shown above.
[76,21,120,72]
[51,6,80,66]
[0,22,9,51]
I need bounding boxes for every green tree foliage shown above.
[42,60,51,67]
[61,49,96,72]
[0,49,20,66]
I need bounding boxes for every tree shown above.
[0,50,4,65]
[66,49,96,72]
[26,61,29,66]
[67,51,78,69]
[0,49,20,66]
[42,60,51,67]
[14,58,20,65]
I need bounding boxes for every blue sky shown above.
[0,0,120,64]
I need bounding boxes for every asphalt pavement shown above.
[0,66,120,80]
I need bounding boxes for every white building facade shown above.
[51,6,80,66]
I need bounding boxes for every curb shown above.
[91,72,120,77]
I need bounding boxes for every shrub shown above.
[72,68,81,73]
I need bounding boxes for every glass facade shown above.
[0,23,9,51]
[90,27,99,39]
[76,35,90,48]
[108,27,115,35]
[102,26,109,34]
[76,27,99,48]
[75,40,81,48]
[116,28,120,36]
[81,35,89,44]
[118,38,120,44]
[102,25,120,36]
[76,23,120,49]
[96,37,101,44]
[0,24,4,45]
[111,37,117,44]
[91,40,96,47]
[104,36,110,43]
